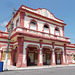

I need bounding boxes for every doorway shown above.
[27,46,38,66]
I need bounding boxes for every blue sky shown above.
[0,0,75,43]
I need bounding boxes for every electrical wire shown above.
[0,15,75,41]
[0,15,12,23]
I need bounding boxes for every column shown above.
[10,50,13,65]
[16,37,24,67]
[51,50,56,65]
[61,52,63,65]
[38,40,43,66]
[0,51,2,61]
[51,42,56,65]
[22,47,27,67]
[38,48,43,66]
[64,44,67,65]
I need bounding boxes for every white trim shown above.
[39,48,42,63]
[23,42,40,64]
[13,42,18,46]
[63,50,65,63]
[23,42,26,63]
[42,44,52,48]
[53,51,55,63]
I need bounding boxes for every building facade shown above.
[0,5,75,67]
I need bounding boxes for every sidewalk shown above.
[3,64,75,71]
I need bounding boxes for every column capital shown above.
[52,42,55,44]
[40,48,42,50]
[64,44,66,46]
[39,40,43,41]
[17,37,24,46]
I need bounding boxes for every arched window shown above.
[44,25,49,33]
[30,21,36,30]
[55,27,59,36]
[72,54,75,60]
[16,19,19,26]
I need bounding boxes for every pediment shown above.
[39,8,63,23]
[22,5,63,23]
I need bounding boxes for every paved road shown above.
[1,66,75,75]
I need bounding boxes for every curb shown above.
[3,65,75,71]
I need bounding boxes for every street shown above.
[0,66,75,75]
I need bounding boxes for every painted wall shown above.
[24,15,63,36]
[13,14,20,29]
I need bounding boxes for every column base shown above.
[16,63,27,68]
[21,64,27,67]
[51,63,56,66]
[38,63,43,66]
[62,63,68,65]
[10,63,13,66]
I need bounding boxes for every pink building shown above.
[0,5,75,67]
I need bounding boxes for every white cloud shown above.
[0,22,8,26]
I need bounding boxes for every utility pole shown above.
[4,8,15,71]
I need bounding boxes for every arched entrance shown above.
[11,47,17,66]
[43,47,51,65]
[13,47,17,66]
[27,45,39,66]
[55,48,63,65]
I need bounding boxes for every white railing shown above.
[11,26,70,42]
[0,31,9,36]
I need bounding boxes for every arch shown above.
[26,44,39,66]
[16,18,19,27]
[54,27,60,36]
[10,46,18,66]
[72,53,75,63]
[42,46,52,65]
[42,46,52,51]
[54,48,63,52]
[43,23,50,33]
[27,44,39,49]
[54,48,63,65]
[29,19,38,31]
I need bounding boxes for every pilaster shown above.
[20,11,25,27]
[37,40,43,66]
[16,37,24,67]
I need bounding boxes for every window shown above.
[44,25,49,28]
[55,28,59,31]
[55,28,59,36]
[16,19,19,26]
[12,24,14,30]
[7,28,10,33]
[30,21,36,30]
[30,21,36,25]
[44,25,49,33]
